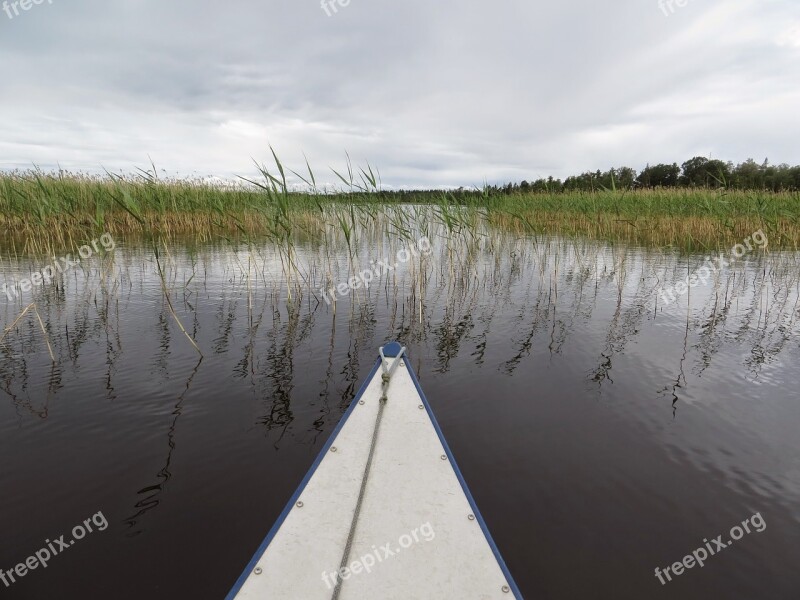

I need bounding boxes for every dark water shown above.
[1,231,799,599]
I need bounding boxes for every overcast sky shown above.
[0,0,798,188]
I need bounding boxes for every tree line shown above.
[495,157,800,194]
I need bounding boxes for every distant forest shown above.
[486,157,800,194]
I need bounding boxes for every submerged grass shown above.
[1,159,799,255]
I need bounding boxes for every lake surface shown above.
[1,225,799,599]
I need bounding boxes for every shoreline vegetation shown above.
[1,155,797,359]
[1,155,799,255]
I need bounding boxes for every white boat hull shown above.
[227,343,521,599]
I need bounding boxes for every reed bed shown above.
[1,160,799,257]
[2,159,797,427]
[489,188,800,250]
[3,226,796,388]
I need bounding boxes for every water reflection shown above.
[1,222,798,599]
[1,228,798,424]
[123,357,202,537]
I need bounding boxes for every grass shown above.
[489,188,800,250]
[1,158,799,255]
[2,158,797,387]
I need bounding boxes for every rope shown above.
[331,345,406,600]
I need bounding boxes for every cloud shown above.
[0,0,798,187]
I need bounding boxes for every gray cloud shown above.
[0,0,798,187]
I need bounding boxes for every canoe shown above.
[227,342,522,599]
